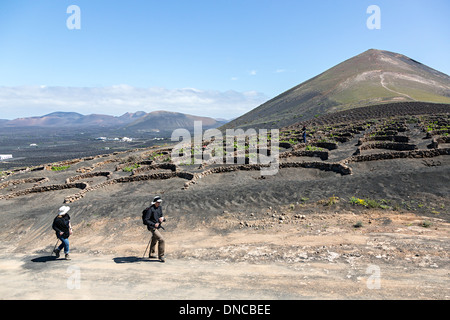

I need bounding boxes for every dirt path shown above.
[0,252,447,300]
[380,73,417,101]
[1,211,449,300]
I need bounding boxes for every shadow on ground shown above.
[113,256,162,264]
[31,255,59,263]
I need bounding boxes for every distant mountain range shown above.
[3,49,449,134]
[0,111,228,133]
[222,49,450,130]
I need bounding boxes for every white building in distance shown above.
[0,154,13,160]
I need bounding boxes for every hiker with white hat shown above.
[142,196,166,262]
[52,206,73,260]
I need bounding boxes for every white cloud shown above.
[0,85,269,120]
[249,70,257,76]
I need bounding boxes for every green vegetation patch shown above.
[51,165,71,171]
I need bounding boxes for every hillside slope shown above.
[125,110,226,133]
[222,49,450,130]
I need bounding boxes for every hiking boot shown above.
[159,257,165,263]
[65,254,71,260]
[53,249,60,258]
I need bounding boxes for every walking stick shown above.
[51,238,60,256]
[142,236,152,259]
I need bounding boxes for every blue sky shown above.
[0,0,449,119]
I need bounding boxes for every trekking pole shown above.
[51,238,60,256]
[142,236,152,259]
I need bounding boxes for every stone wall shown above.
[0,177,49,190]
[0,182,88,200]
[131,163,177,175]
[66,172,112,183]
[280,161,352,175]
[181,160,352,190]
[345,148,450,163]
[357,135,409,145]
[64,171,189,203]
[354,142,417,155]
[313,141,338,150]
[280,150,329,161]
[182,164,270,189]
[114,160,153,172]
[429,136,450,149]
[77,159,119,174]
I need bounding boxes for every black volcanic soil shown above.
[0,108,449,299]
[286,101,450,128]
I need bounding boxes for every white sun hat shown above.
[58,206,70,216]
[151,196,162,205]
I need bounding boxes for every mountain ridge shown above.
[221,49,450,130]
[0,110,228,132]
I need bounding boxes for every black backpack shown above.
[142,207,150,225]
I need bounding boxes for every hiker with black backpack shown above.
[142,196,166,262]
[52,206,73,260]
